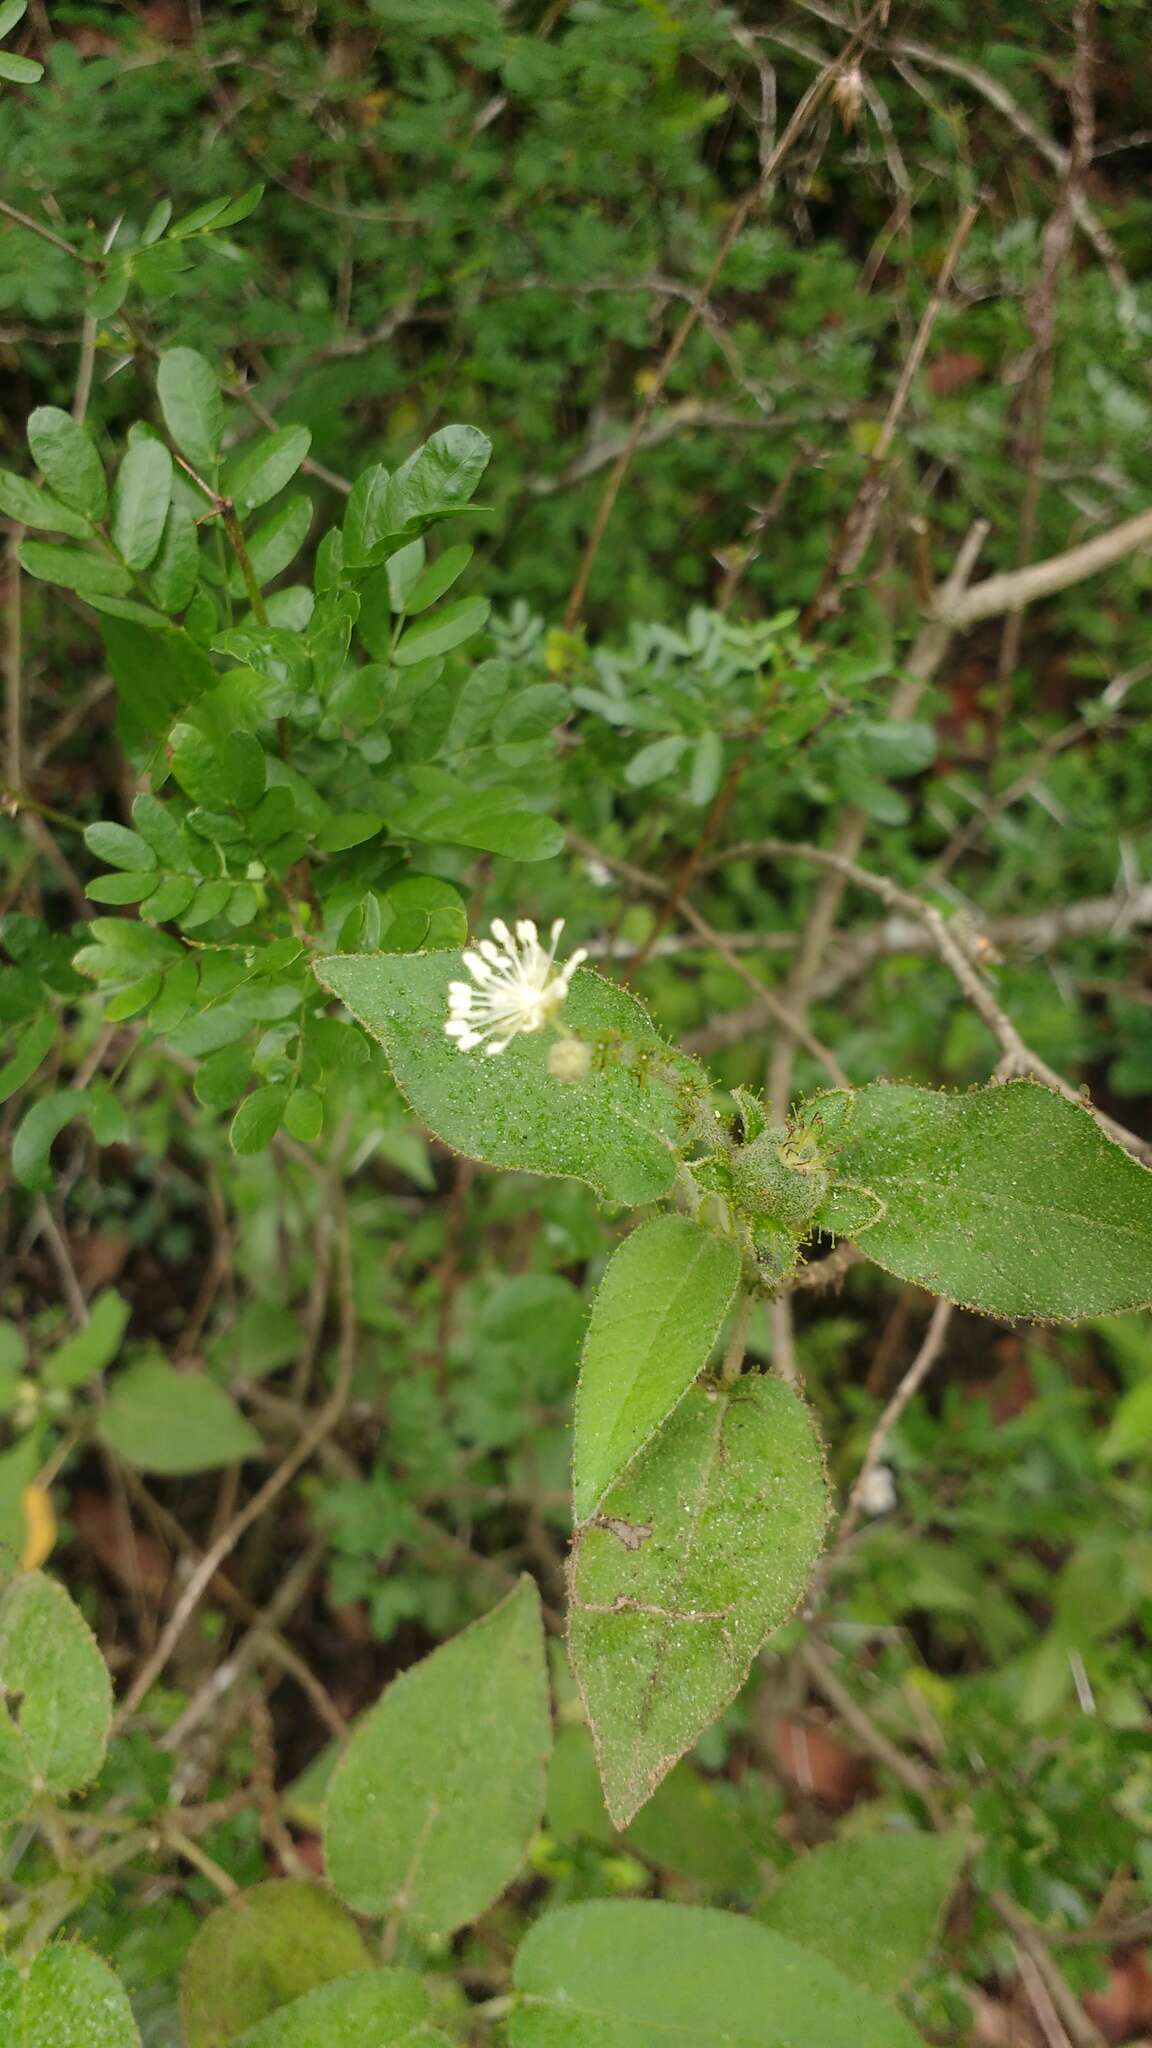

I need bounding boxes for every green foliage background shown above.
[2,2,1152,2044]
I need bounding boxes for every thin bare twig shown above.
[836,1299,952,1553]
[803,198,981,629]
[800,1636,947,1826]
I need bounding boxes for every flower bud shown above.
[548,1036,592,1083]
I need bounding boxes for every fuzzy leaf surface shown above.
[760,1831,969,1995]
[314,952,689,1206]
[324,1577,550,1935]
[569,1376,828,1826]
[180,1881,371,2048]
[0,1568,112,1820]
[510,1901,924,2048]
[825,1080,1152,1319]
[0,1945,140,2048]
[573,1216,741,1522]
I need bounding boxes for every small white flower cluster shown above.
[445,917,587,1057]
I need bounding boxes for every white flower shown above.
[445,917,587,1057]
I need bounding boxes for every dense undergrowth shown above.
[2,3,1152,2044]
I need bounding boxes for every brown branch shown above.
[800,1636,947,1826]
[835,1299,953,1553]
[802,197,981,630]
[682,883,1152,1052]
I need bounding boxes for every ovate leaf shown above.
[11,1088,129,1190]
[0,1010,56,1105]
[823,1080,1152,1320]
[761,1831,969,1996]
[157,347,224,475]
[383,781,563,862]
[0,467,93,539]
[26,405,107,519]
[229,493,311,593]
[0,1945,140,2048]
[0,1567,113,1819]
[224,426,312,514]
[569,1376,829,1826]
[98,1356,262,1473]
[0,50,43,82]
[510,1902,925,2048]
[18,540,131,597]
[101,617,215,752]
[393,594,489,666]
[179,1881,371,2048]
[384,423,492,536]
[314,952,687,1207]
[324,1577,550,1935]
[43,1287,130,1390]
[111,437,173,571]
[150,500,200,613]
[573,1217,742,1522]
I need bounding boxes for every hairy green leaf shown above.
[569,1376,829,1826]
[0,1945,140,2048]
[180,1881,371,2048]
[510,1902,925,2048]
[98,1356,262,1473]
[573,1216,742,1522]
[43,1287,130,1390]
[761,1831,969,1996]
[314,951,688,1206]
[325,1577,550,1934]
[231,1973,447,2048]
[0,1568,113,1820]
[824,1080,1152,1320]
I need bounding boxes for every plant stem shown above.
[222,503,269,625]
[719,1293,751,1386]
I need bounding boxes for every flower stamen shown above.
[444,917,587,1056]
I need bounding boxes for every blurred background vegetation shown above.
[3,2,1152,2042]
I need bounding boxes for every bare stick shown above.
[994,1892,1108,2048]
[702,834,1151,1158]
[800,1636,946,1826]
[836,1299,952,1553]
[941,503,1152,630]
[803,198,981,629]
[683,883,1152,1047]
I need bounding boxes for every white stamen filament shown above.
[443,917,587,1056]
